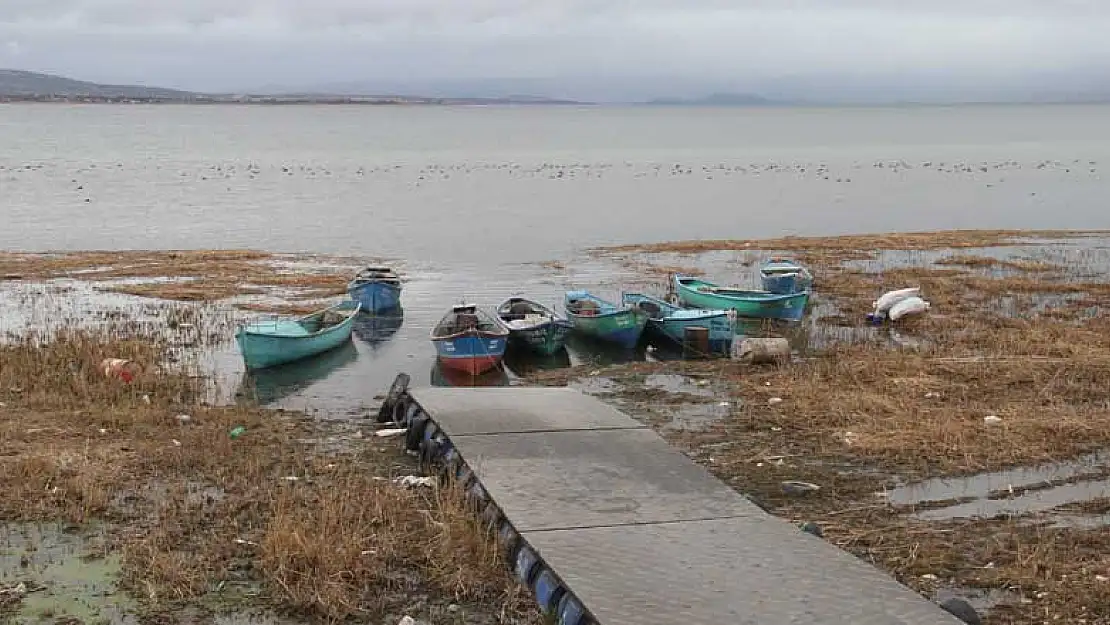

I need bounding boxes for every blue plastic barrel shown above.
[532,567,564,613]
[557,593,586,625]
[514,545,539,585]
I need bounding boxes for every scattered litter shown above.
[175,414,191,424]
[718,401,730,407]
[0,582,27,597]
[283,476,300,482]
[837,431,859,445]
[589,370,601,376]
[733,337,791,365]
[780,481,821,496]
[764,381,772,387]
[696,380,710,387]
[233,538,258,547]
[394,475,436,488]
[872,287,922,317]
[799,521,823,538]
[375,427,406,438]
[888,296,930,321]
[920,573,939,581]
[983,415,1003,425]
[229,425,246,439]
[768,397,783,406]
[924,392,941,399]
[100,358,140,383]
[0,402,6,408]
[1096,575,1108,583]
[360,549,377,556]
[770,426,782,432]
[98,428,108,434]
[141,394,151,405]
[171,439,181,447]
[398,617,417,625]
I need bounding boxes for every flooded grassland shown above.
[0,257,540,625]
[3,229,1110,624]
[531,229,1110,624]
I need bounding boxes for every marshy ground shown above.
[2,229,1109,624]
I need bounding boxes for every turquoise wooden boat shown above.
[235,300,361,370]
[496,297,573,356]
[673,274,809,322]
[563,291,648,349]
[621,292,734,353]
[759,258,814,295]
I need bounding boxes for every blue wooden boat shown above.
[347,266,402,313]
[430,304,509,376]
[759,258,814,295]
[673,275,809,322]
[236,301,361,370]
[495,297,573,356]
[621,292,734,353]
[563,291,648,349]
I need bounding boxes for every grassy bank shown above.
[527,229,1110,624]
[0,311,538,624]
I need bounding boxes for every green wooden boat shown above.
[563,291,648,349]
[236,301,361,370]
[672,274,809,321]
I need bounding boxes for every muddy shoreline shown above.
[3,230,1110,624]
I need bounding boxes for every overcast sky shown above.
[2,1,1109,98]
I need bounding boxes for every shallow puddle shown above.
[887,451,1110,507]
[0,522,136,625]
[663,402,732,432]
[643,374,714,397]
[913,476,1110,522]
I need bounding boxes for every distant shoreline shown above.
[0,94,593,106]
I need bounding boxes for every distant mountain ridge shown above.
[0,69,588,104]
[0,69,195,99]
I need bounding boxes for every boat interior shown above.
[353,266,401,284]
[433,305,504,337]
[566,297,606,317]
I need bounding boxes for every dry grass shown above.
[531,229,1110,624]
[596,229,1102,259]
[0,250,354,312]
[0,323,537,623]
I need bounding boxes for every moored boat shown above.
[563,291,648,349]
[759,258,814,295]
[236,300,361,370]
[430,304,509,376]
[621,292,734,353]
[495,297,573,356]
[347,266,402,314]
[673,274,809,322]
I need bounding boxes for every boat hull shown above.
[656,314,734,352]
[566,310,647,349]
[675,277,809,322]
[432,334,508,376]
[760,272,813,295]
[506,320,573,356]
[236,314,357,370]
[347,280,402,314]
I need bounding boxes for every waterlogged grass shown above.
[0,317,539,623]
[542,229,1110,624]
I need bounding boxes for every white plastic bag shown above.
[888,296,930,321]
[872,287,921,316]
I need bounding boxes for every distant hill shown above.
[643,92,777,106]
[0,69,197,99]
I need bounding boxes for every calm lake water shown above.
[3,103,1110,411]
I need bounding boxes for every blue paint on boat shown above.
[759,258,814,295]
[347,266,402,313]
[430,304,510,375]
[621,292,734,352]
[235,301,361,370]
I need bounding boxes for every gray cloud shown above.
[2,0,1109,98]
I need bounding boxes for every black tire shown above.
[406,415,429,451]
